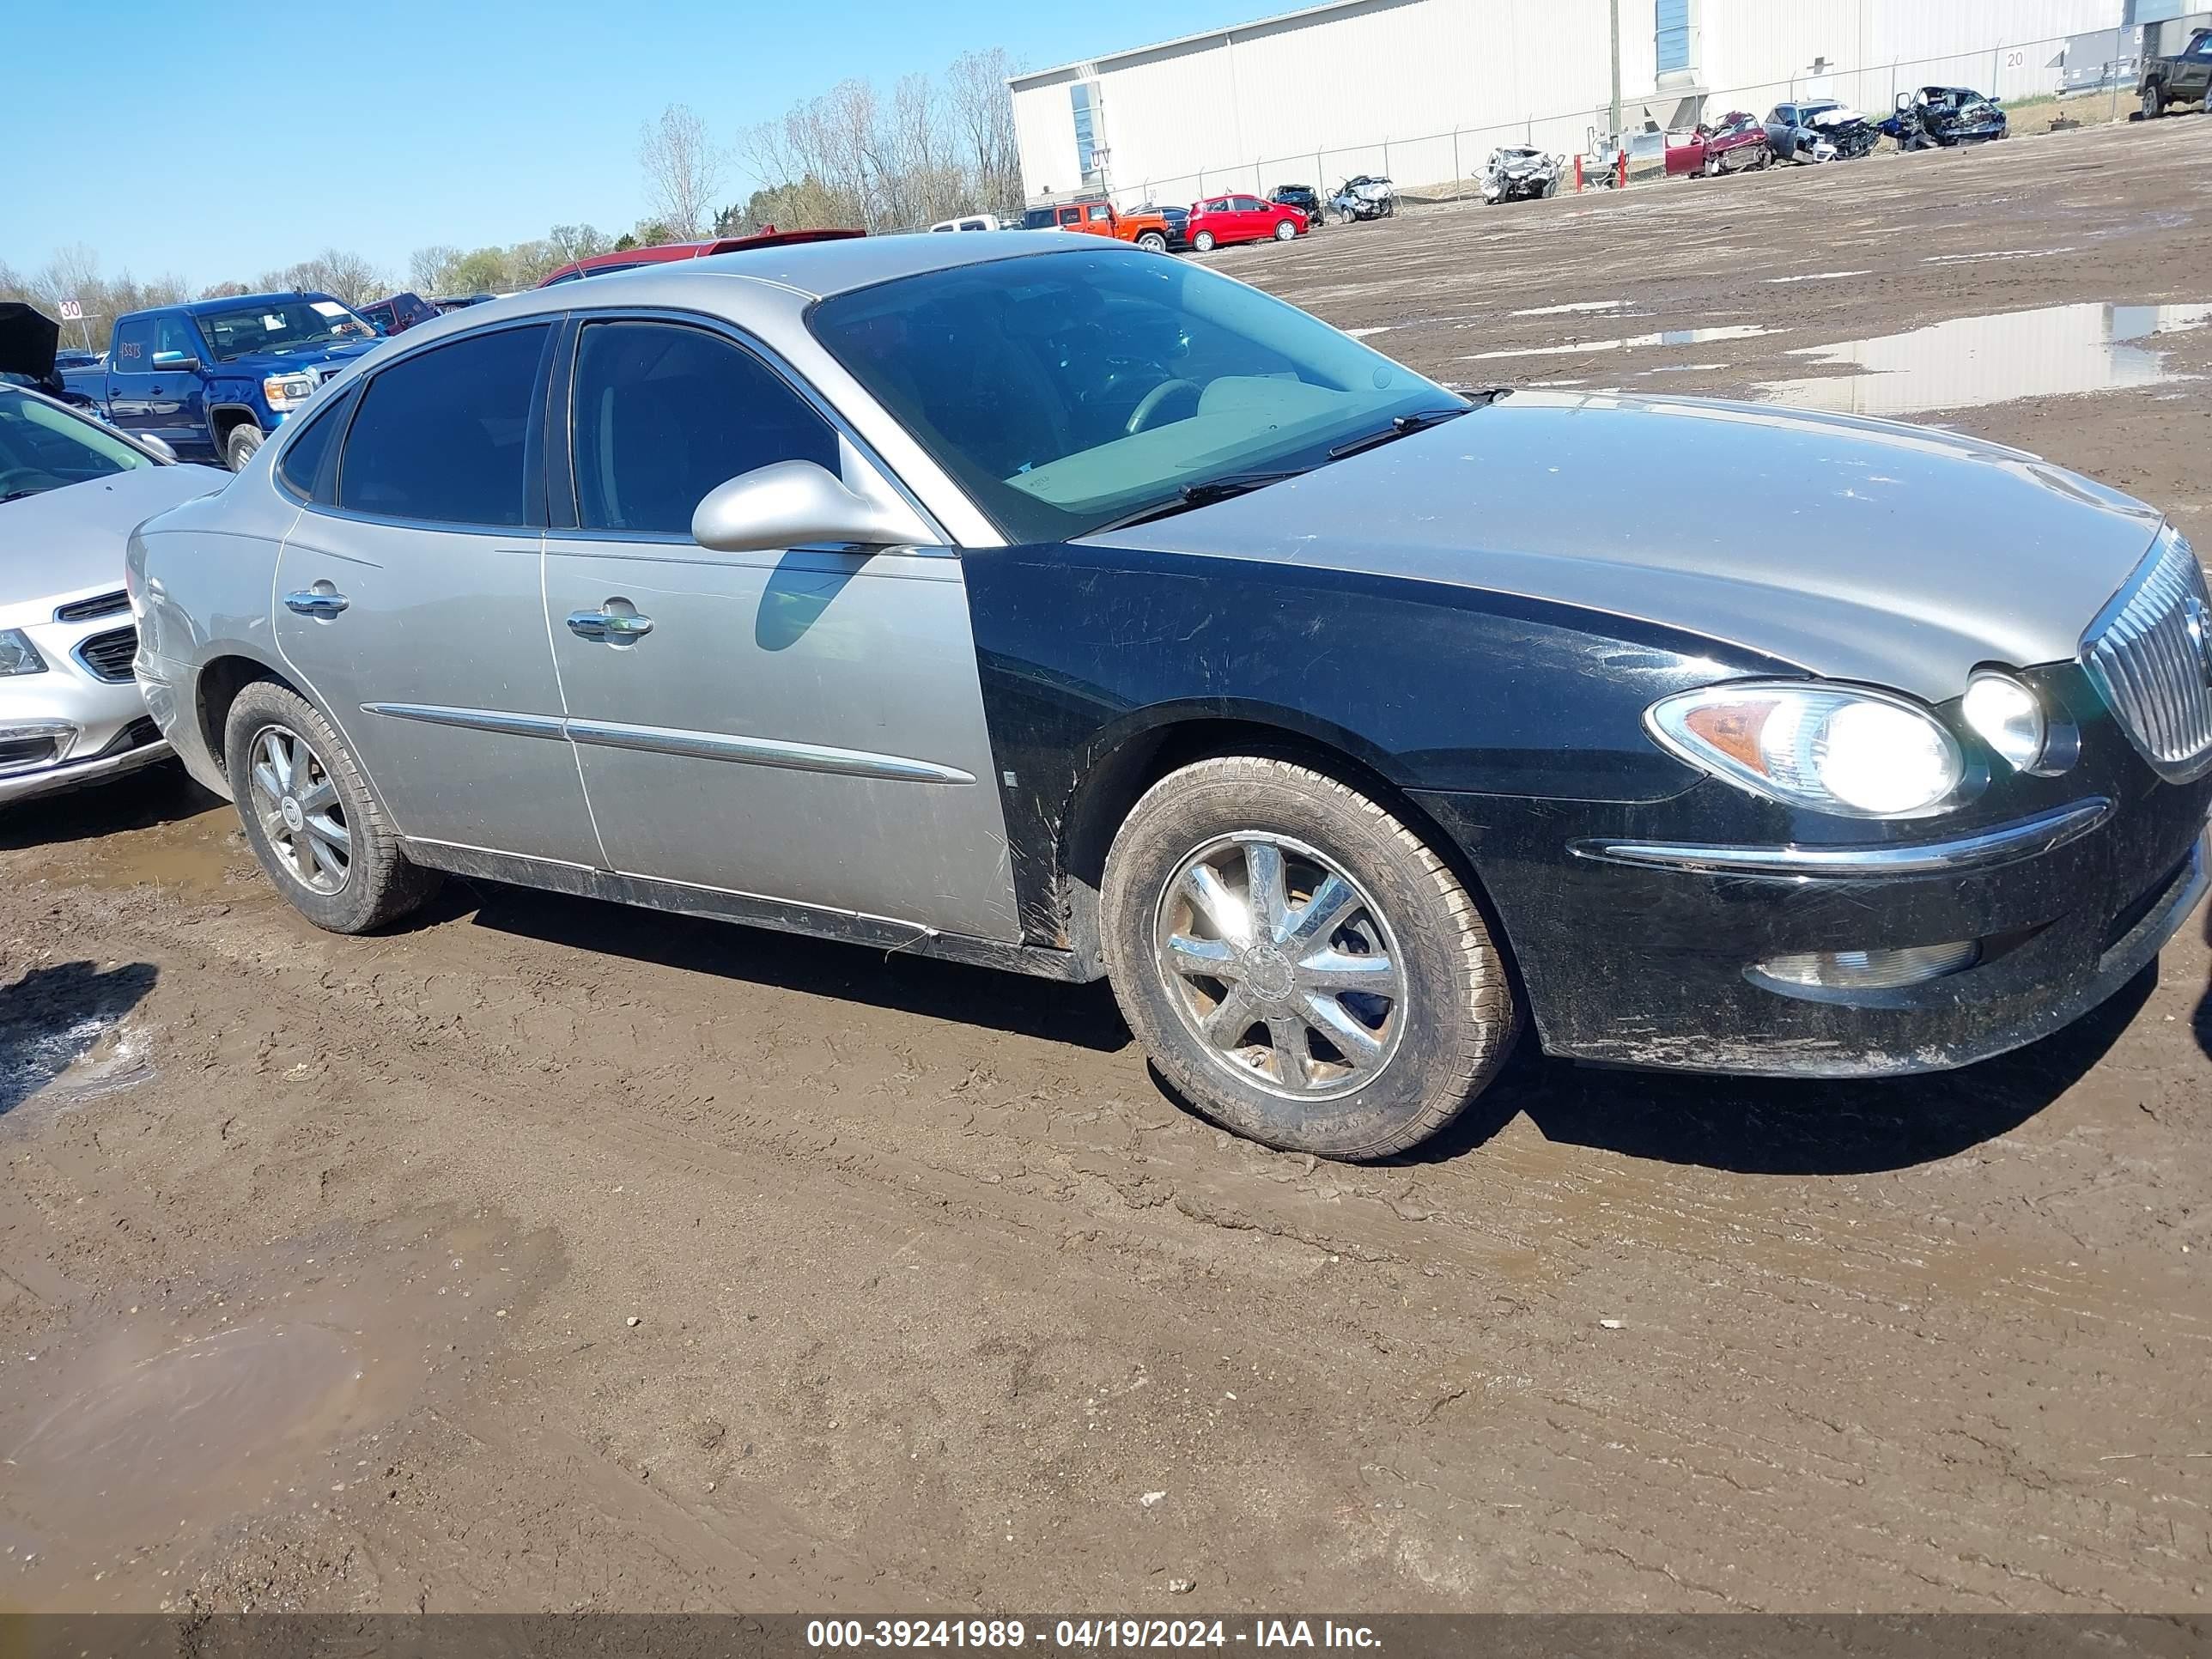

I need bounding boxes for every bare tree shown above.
[409,244,462,294]
[259,248,387,307]
[638,104,725,240]
[945,47,1023,214]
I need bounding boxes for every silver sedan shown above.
[0,384,224,805]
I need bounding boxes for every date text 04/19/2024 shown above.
[804,1620,1383,1650]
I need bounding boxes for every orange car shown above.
[1018,199,1173,253]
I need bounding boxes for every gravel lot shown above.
[3,115,2208,1615]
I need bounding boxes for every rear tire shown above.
[1101,757,1518,1161]
[224,681,440,935]
[224,423,264,472]
[2143,82,2164,118]
[1136,230,1169,252]
[1192,229,1216,252]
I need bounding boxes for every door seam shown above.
[538,530,614,870]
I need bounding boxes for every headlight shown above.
[1960,672,2051,773]
[0,629,48,677]
[264,374,318,410]
[1647,681,1966,818]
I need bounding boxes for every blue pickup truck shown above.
[101,291,381,471]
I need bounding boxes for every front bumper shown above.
[0,612,168,807]
[1418,775,2212,1079]
[0,719,170,805]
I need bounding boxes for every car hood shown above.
[0,464,228,615]
[223,339,379,375]
[1087,391,2166,702]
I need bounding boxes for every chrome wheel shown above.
[247,723,350,896]
[1153,831,1407,1100]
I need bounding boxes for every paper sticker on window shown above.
[310,301,348,318]
[264,314,289,331]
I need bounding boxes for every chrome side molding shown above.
[564,717,975,784]
[1568,799,2116,878]
[363,702,973,786]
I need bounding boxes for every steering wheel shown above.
[0,467,62,497]
[1126,378,1203,435]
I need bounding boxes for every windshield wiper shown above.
[1326,398,1500,461]
[1090,469,1310,534]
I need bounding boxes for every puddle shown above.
[0,1212,560,1607]
[1345,326,1392,338]
[1919,247,2077,264]
[1510,299,1641,317]
[1466,325,1774,361]
[1,961,159,1119]
[1764,270,1872,283]
[1757,301,2212,416]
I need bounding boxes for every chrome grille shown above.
[75,626,138,684]
[2080,531,2212,782]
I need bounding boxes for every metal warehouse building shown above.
[1009,0,2169,209]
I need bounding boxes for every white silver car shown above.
[0,384,224,805]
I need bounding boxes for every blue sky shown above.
[9,0,1226,289]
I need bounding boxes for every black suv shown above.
[1269,184,1324,227]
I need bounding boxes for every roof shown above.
[115,291,338,322]
[1009,0,1385,87]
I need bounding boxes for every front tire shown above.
[224,423,264,472]
[1101,757,1517,1160]
[1191,229,1216,252]
[1273,218,1297,240]
[224,681,440,934]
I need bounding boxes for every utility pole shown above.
[1608,0,1622,141]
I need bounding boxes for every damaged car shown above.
[1887,86,2009,148]
[1481,147,1564,204]
[1666,112,1773,177]
[129,237,2212,1160]
[1767,99,1878,161]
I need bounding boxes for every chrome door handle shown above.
[283,589,349,617]
[565,605,653,644]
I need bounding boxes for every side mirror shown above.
[1894,92,1912,111]
[150,351,201,373]
[136,434,179,463]
[690,460,933,554]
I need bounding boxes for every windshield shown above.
[809,247,1461,543]
[196,297,374,361]
[0,386,153,501]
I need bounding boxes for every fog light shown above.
[1753,940,1979,991]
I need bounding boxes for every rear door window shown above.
[568,319,838,538]
[112,318,156,370]
[337,323,550,526]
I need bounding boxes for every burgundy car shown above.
[357,292,438,336]
[537,228,864,287]
[1185,194,1308,252]
[1666,111,1773,177]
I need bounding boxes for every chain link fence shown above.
[1111,25,2164,215]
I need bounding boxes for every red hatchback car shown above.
[1185,194,1308,252]
[537,228,863,287]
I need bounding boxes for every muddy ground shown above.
[3,116,2209,1616]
